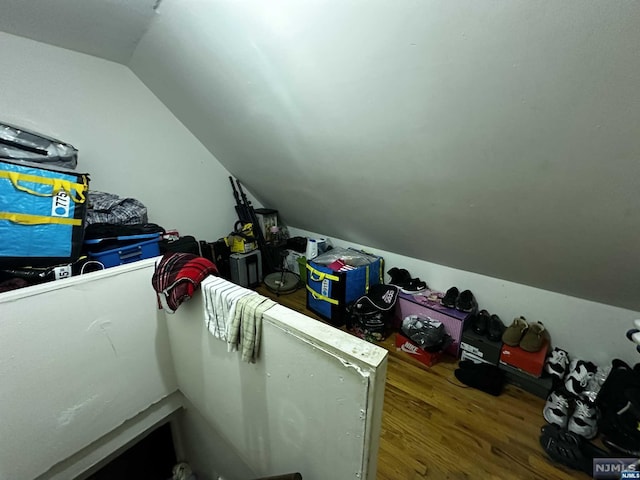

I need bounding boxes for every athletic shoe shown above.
[567,399,599,439]
[565,360,598,397]
[539,424,608,477]
[543,390,571,428]
[400,278,427,294]
[502,316,528,347]
[545,347,570,381]
[455,289,477,312]
[441,287,459,309]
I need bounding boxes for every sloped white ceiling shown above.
[1,1,639,312]
[0,0,158,63]
[130,0,640,311]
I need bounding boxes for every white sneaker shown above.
[543,390,571,428]
[567,399,599,439]
[565,359,597,397]
[545,347,570,380]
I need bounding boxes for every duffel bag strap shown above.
[306,263,340,282]
[306,284,339,305]
[0,211,82,226]
[1,171,87,203]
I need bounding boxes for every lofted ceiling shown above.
[0,0,158,63]
[1,1,639,312]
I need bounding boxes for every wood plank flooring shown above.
[256,285,588,480]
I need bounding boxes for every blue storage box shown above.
[0,158,89,266]
[85,233,161,268]
[306,248,384,327]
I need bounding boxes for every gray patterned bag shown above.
[86,191,148,225]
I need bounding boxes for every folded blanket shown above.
[152,253,218,313]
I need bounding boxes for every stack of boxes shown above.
[394,291,473,367]
[460,322,553,398]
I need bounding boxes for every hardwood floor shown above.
[256,285,589,480]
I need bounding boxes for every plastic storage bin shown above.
[85,233,161,268]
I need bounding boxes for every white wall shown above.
[0,260,178,480]
[0,32,237,242]
[293,227,640,369]
[129,0,640,312]
[166,282,387,480]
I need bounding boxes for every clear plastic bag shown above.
[0,122,78,169]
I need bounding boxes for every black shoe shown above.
[472,310,490,335]
[387,267,411,288]
[400,278,427,294]
[441,287,459,308]
[487,314,506,342]
[454,362,505,396]
[456,289,477,312]
[539,424,607,476]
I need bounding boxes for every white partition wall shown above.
[167,283,388,480]
[0,260,178,480]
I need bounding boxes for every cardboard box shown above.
[499,339,549,377]
[460,328,503,365]
[460,350,493,365]
[395,333,441,367]
[499,362,554,399]
[395,291,472,356]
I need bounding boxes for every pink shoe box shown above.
[394,290,473,356]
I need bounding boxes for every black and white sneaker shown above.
[545,347,570,381]
[400,278,427,294]
[565,360,598,397]
[567,399,599,439]
[543,390,571,428]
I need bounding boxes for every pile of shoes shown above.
[454,359,505,396]
[387,267,427,294]
[539,349,632,474]
[441,286,477,313]
[502,316,547,352]
[542,350,601,440]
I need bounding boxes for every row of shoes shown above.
[387,267,427,294]
[441,286,477,313]
[470,309,505,342]
[543,350,602,440]
[502,316,547,353]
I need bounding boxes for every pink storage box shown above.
[395,291,472,356]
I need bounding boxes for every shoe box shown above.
[499,362,554,399]
[395,291,472,356]
[459,327,502,365]
[499,338,550,377]
[395,332,442,367]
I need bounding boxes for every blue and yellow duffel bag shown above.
[306,247,384,327]
[0,158,89,266]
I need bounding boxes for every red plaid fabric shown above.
[152,253,218,313]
